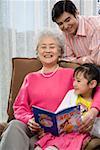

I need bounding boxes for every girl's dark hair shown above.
[52,0,77,22]
[74,63,100,96]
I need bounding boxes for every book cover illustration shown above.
[32,105,81,136]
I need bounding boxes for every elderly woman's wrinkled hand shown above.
[27,118,46,138]
[79,108,99,133]
[37,128,46,139]
[27,118,41,132]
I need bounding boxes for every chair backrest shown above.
[7,57,79,122]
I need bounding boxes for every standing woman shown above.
[51,0,100,66]
[0,30,74,150]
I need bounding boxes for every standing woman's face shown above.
[37,36,61,66]
[56,12,78,35]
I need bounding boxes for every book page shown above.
[56,105,82,134]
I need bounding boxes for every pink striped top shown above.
[64,16,100,66]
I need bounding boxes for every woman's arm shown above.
[79,86,100,133]
[92,86,100,111]
[79,108,99,133]
[13,75,33,124]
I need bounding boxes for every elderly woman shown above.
[0,30,100,150]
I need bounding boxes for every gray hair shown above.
[35,29,66,58]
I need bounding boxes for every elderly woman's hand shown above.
[27,118,41,132]
[37,128,46,139]
[79,108,99,133]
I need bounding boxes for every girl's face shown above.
[37,36,61,66]
[73,72,90,96]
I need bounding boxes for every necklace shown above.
[41,65,59,78]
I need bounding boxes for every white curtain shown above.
[0,0,98,122]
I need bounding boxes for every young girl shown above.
[57,63,100,137]
[35,63,100,150]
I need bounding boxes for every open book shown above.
[32,105,81,136]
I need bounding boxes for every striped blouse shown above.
[64,15,100,66]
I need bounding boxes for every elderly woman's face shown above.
[37,36,61,65]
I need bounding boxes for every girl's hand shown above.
[27,118,41,132]
[79,108,99,133]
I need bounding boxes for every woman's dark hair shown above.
[74,63,100,96]
[52,0,77,22]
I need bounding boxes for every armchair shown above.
[0,57,100,149]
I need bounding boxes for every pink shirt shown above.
[64,16,100,66]
[13,68,74,124]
